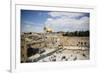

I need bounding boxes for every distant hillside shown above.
[62,31,89,37]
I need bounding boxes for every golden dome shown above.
[44,27,53,33]
[46,28,52,32]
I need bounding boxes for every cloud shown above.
[21,20,44,32]
[22,24,43,32]
[21,11,89,32]
[48,12,86,18]
[21,21,43,32]
[45,12,89,32]
[47,18,53,21]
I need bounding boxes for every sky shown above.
[21,10,90,32]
